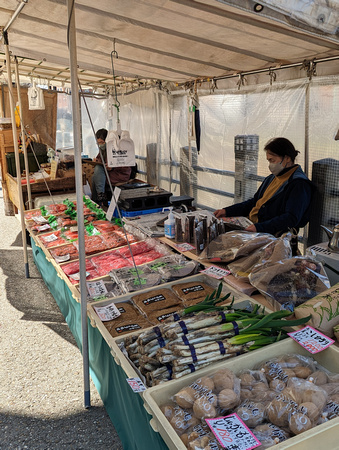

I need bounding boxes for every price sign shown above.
[201,265,231,279]
[32,215,48,224]
[175,243,196,252]
[287,326,334,354]
[37,224,51,231]
[206,414,261,450]
[42,233,58,243]
[94,302,121,321]
[86,280,108,298]
[126,377,146,393]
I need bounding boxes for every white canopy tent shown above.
[0,0,338,89]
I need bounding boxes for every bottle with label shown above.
[164,207,175,239]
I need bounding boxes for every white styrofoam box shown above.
[143,339,339,450]
[87,274,261,384]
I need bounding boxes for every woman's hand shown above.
[245,224,257,232]
[214,208,226,218]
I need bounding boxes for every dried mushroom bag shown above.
[249,256,330,311]
[228,236,292,281]
[294,283,339,338]
[199,230,275,263]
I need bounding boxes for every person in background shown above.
[214,137,314,251]
[91,128,132,205]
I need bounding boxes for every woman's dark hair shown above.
[95,128,108,141]
[264,137,300,162]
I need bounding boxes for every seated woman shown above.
[91,128,132,205]
[214,137,314,248]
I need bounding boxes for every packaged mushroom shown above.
[249,256,330,311]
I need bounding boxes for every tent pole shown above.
[14,56,33,210]
[4,32,30,278]
[67,0,91,409]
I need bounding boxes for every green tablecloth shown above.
[31,238,168,450]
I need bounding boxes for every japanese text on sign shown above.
[94,302,121,322]
[126,377,146,393]
[86,280,108,298]
[288,326,334,354]
[201,265,231,279]
[206,414,261,450]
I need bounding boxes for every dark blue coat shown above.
[225,165,314,236]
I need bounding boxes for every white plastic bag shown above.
[106,130,135,167]
[28,83,45,110]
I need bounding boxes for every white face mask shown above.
[268,157,285,176]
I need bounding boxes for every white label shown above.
[206,414,261,450]
[86,280,108,298]
[70,226,78,232]
[287,326,335,354]
[43,233,58,242]
[201,265,231,279]
[94,302,121,321]
[68,271,90,281]
[54,254,70,263]
[37,224,51,231]
[106,187,121,221]
[126,377,146,393]
[32,215,48,224]
[175,243,196,252]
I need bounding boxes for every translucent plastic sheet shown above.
[55,76,339,246]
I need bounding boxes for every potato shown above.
[267,399,294,427]
[193,396,217,419]
[308,370,328,385]
[289,412,312,435]
[236,401,266,427]
[239,373,256,388]
[180,433,189,446]
[330,394,339,404]
[213,368,235,392]
[299,402,319,421]
[195,376,215,392]
[240,389,252,401]
[170,414,188,435]
[160,405,175,420]
[218,388,239,410]
[270,379,286,392]
[174,387,196,409]
[293,366,313,379]
[302,389,327,410]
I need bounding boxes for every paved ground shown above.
[0,183,123,449]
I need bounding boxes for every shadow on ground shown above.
[0,410,123,449]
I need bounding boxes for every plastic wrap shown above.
[199,231,275,263]
[49,243,78,262]
[228,236,292,281]
[61,259,100,284]
[38,230,67,248]
[249,256,331,311]
[91,250,132,276]
[73,235,108,255]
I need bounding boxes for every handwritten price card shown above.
[206,414,261,450]
[288,326,334,354]
[86,280,108,298]
[94,302,121,322]
[126,377,146,393]
[201,265,231,279]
